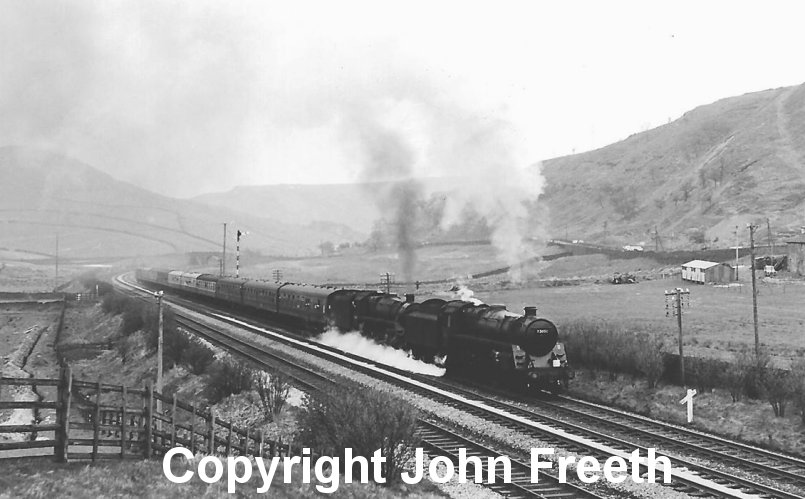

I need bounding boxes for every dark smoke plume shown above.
[389,180,422,283]
[353,117,423,284]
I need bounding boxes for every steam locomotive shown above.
[135,268,571,391]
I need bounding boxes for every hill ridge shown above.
[0,146,364,259]
[540,82,805,248]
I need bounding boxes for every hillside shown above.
[0,146,362,260]
[192,178,468,235]
[194,184,380,235]
[541,83,805,248]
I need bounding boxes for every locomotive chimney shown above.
[405,293,415,303]
[524,306,537,317]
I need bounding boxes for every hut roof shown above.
[682,260,720,270]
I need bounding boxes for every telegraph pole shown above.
[766,218,774,261]
[734,225,740,280]
[54,232,59,287]
[380,272,394,294]
[748,223,760,356]
[155,290,164,427]
[665,287,690,387]
[221,223,228,276]
[272,269,283,282]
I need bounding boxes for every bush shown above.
[142,305,176,348]
[253,370,292,423]
[742,348,771,399]
[101,291,129,315]
[791,356,805,424]
[297,386,419,485]
[121,301,146,336]
[100,292,214,374]
[562,319,668,382]
[687,357,725,393]
[181,337,215,375]
[725,350,753,402]
[207,358,254,403]
[634,333,665,388]
[758,368,794,417]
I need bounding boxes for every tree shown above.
[366,221,386,252]
[253,370,291,423]
[319,241,335,256]
[680,180,694,202]
[297,386,419,485]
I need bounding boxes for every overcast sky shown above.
[2,0,804,198]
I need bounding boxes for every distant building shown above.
[681,260,737,284]
[786,235,805,276]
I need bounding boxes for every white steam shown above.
[314,327,445,376]
[451,284,483,305]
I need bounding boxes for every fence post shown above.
[55,366,72,462]
[54,369,62,461]
[190,398,196,455]
[258,430,264,458]
[92,378,102,462]
[171,394,177,449]
[121,385,128,458]
[144,382,153,459]
[207,408,215,455]
[226,424,233,456]
[31,381,38,441]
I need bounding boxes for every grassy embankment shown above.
[0,457,445,498]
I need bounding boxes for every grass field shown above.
[476,277,805,366]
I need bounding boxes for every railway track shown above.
[418,376,805,499]
[539,394,805,489]
[117,275,799,498]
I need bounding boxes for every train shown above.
[135,268,572,391]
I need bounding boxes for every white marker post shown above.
[679,389,697,423]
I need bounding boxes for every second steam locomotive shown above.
[136,268,571,391]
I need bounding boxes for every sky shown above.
[2,0,805,198]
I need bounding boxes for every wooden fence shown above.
[0,368,291,461]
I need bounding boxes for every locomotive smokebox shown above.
[524,306,537,317]
[405,293,415,303]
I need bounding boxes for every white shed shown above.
[681,260,736,284]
